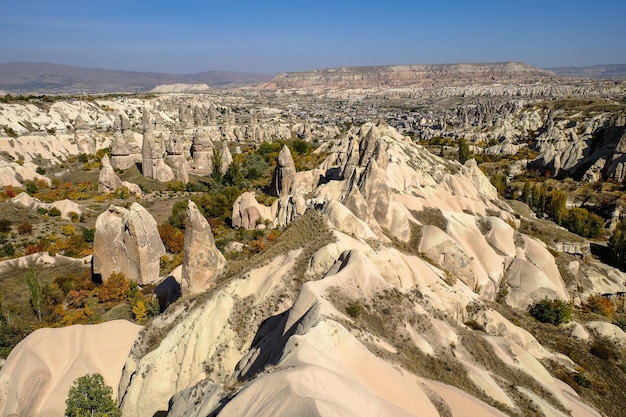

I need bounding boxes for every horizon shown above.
[1,1,626,74]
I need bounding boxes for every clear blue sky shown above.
[1,0,624,74]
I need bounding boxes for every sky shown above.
[1,0,625,74]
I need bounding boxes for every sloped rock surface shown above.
[0,320,141,417]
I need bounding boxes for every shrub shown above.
[0,219,11,233]
[98,272,131,303]
[48,207,62,217]
[346,301,363,318]
[132,299,147,322]
[590,338,619,361]
[158,223,184,254]
[575,371,591,388]
[16,222,33,235]
[82,228,95,243]
[584,295,615,319]
[65,373,121,417]
[528,298,572,325]
[36,166,46,175]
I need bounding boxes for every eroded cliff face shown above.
[259,62,555,89]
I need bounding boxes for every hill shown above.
[0,62,273,94]
[547,64,626,79]
[258,62,555,90]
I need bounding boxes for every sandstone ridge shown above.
[259,62,555,89]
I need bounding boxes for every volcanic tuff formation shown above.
[260,62,555,89]
[92,202,165,285]
[109,122,616,417]
[2,69,626,417]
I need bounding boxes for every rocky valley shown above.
[0,62,626,417]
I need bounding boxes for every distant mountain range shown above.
[547,64,626,78]
[1,62,625,95]
[0,62,274,94]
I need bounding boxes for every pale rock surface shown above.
[11,192,83,220]
[98,154,123,193]
[181,201,227,294]
[93,203,165,284]
[231,192,277,229]
[269,145,297,197]
[119,251,301,417]
[0,320,141,417]
[220,142,233,175]
[586,321,626,347]
[191,128,214,170]
[151,83,212,93]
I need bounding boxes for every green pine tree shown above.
[26,267,42,322]
[458,138,471,164]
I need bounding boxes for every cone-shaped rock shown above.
[181,201,227,294]
[269,145,296,197]
[98,154,123,193]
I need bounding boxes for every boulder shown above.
[181,201,227,294]
[93,203,165,284]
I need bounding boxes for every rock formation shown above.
[260,62,554,90]
[98,155,142,197]
[73,115,96,155]
[181,201,227,294]
[191,128,214,170]
[110,113,142,170]
[141,110,174,182]
[268,145,296,197]
[232,192,277,229]
[0,320,141,417]
[164,132,189,183]
[93,203,165,284]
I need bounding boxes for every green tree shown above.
[529,298,572,325]
[211,146,223,185]
[609,218,626,269]
[547,190,568,225]
[457,138,471,164]
[26,267,43,322]
[521,180,532,205]
[489,173,507,196]
[65,373,121,417]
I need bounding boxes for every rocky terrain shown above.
[0,66,626,417]
[260,62,555,89]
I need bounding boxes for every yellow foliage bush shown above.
[98,272,131,303]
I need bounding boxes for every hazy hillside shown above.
[0,62,274,94]
[548,64,626,79]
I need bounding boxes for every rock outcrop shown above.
[268,145,297,197]
[181,201,227,294]
[141,110,174,182]
[191,129,214,170]
[232,192,277,229]
[93,203,165,284]
[98,155,142,197]
[260,62,554,90]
